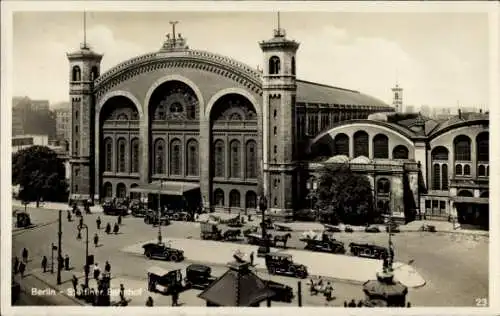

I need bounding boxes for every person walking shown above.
[93,263,100,280]
[22,248,28,262]
[105,223,111,235]
[145,296,154,306]
[77,227,82,240]
[113,223,119,234]
[79,216,84,228]
[41,256,48,273]
[171,285,180,306]
[67,210,72,222]
[13,256,19,274]
[104,261,111,274]
[119,284,125,302]
[64,254,70,270]
[94,233,99,247]
[72,275,78,296]
[117,214,122,225]
[249,251,254,266]
[348,299,356,307]
[19,261,26,278]
[96,216,101,230]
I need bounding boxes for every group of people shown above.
[40,253,71,273]
[308,277,334,301]
[12,248,29,277]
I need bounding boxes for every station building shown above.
[67,25,393,216]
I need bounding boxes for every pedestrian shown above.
[357,300,364,307]
[146,296,154,306]
[72,274,78,294]
[96,216,101,230]
[93,263,100,280]
[41,255,48,273]
[89,288,96,305]
[67,210,72,222]
[249,251,254,266]
[58,255,64,271]
[171,285,179,306]
[344,301,348,307]
[105,223,111,234]
[79,216,84,228]
[407,302,411,307]
[84,264,90,279]
[19,261,26,278]
[104,261,111,274]
[348,299,356,307]
[324,282,333,302]
[94,233,99,247]
[119,283,125,302]
[22,248,28,262]
[113,223,119,234]
[77,228,82,240]
[64,254,70,270]
[118,214,122,225]
[13,256,19,274]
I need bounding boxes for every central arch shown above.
[205,88,261,119]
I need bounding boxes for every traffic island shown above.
[121,238,426,288]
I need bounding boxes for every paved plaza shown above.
[11,205,489,307]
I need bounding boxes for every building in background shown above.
[54,103,71,147]
[11,97,57,139]
[405,105,415,113]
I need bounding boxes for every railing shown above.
[151,121,200,130]
[212,121,258,130]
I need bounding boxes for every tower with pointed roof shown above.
[67,12,103,203]
[259,13,300,216]
[391,83,403,113]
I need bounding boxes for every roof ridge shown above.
[296,79,360,93]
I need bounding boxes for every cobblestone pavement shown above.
[11,207,489,307]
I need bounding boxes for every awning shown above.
[451,196,489,205]
[129,181,200,196]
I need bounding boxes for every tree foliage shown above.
[315,164,377,225]
[12,146,68,205]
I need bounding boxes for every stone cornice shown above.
[94,50,264,100]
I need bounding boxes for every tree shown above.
[12,146,68,206]
[315,164,375,225]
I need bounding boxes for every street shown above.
[11,207,489,307]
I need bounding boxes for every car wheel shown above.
[145,251,152,259]
[170,254,178,262]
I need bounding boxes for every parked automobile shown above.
[349,242,388,259]
[265,279,294,303]
[365,225,381,233]
[147,266,183,295]
[184,264,217,290]
[265,253,308,279]
[142,242,184,262]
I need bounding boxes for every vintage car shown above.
[364,225,381,233]
[265,253,308,279]
[15,211,32,228]
[184,264,217,290]
[130,200,148,217]
[349,242,388,259]
[142,242,184,262]
[303,237,346,254]
[323,224,342,233]
[102,199,128,216]
[265,279,295,303]
[147,266,184,295]
[144,210,171,226]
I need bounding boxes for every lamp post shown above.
[259,193,270,254]
[78,223,89,289]
[157,179,163,244]
[51,243,57,274]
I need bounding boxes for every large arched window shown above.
[454,135,471,161]
[433,164,441,190]
[372,134,389,159]
[455,164,463,175]
[245,140,257,179]
[154,139,165,174]
[214,189,225,206]
[392,145,409,159]
[170,139,182,176]
[432,146,449,161]
[333,133,349,156]
[186,139,199,176]
[104,137,113,172]
[476,132,489,162]
[245,191,257,209]
[291,57,296,75]
[116,183,127,198]
[117,138,126,173]
[72,66,81,81]
[214,140,225,178]
[229,140,241,178]
[103,182,112,198]
[353,131,369,157]
[130,138,139,173]
[269,56,281,75]
[229,190,241,207]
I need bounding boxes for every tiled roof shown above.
[296,80,389,107]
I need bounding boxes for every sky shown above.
[12,11,490,110]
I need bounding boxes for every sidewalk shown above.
[121,237,426,288]
[27,267,204,306]
[12,200,103,213]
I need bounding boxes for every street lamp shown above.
[157,179,163,244]
[78,223,90,289]
[258,193,270,254]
